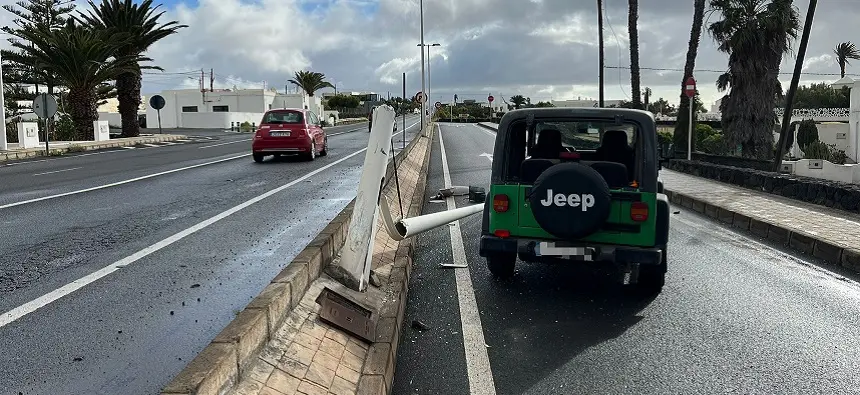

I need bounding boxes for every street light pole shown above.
[419,0,426,135]
[0,50,6,151]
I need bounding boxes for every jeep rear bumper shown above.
[479,235,662,265]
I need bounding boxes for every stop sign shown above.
[488,95,494,103]
[684,77,696,98]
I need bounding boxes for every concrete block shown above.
[789,232,815,254]
[361,343,391,376]
[813,240,843,265]
[160,343,237,395]
[704,204,719,219]
[749,219,770,238]
[213,308,269,376]
[691,200,705,213]
[356,375,386,395]
[732,214,751,230]
[246,282,292,336]
[273,262,309,309]
[717,208,734,224]
[767,225,791,245]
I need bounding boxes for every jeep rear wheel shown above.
[486,253,516,279]
[628,247,667,296]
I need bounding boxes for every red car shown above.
[252,108,328,162]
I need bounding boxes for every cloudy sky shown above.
[3,0,858,109]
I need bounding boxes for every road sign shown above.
[414,91,426,103]
[488,95,494,103]
[149,95,166,134]
[149,94,166,110]
[684,77,697,98]
[435,101,442,109]
[32,93,58,119]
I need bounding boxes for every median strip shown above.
[161,123,435,395]
[0,134,187,162]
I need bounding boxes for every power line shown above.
[606,65,858,77]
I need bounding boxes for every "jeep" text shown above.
[539,189,595,211]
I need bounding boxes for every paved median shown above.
[1,134,187,162]
[161,126,434,395]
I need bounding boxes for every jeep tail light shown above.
[494,229,510,238]
[493,194,509,212]
[630,202,649,222]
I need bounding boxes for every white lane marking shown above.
[479,127,497,138]
[2,148,134,166]
[0,154,249,210]
[199,139,251,149]
[479,153,493,162]
[0,146,371,329]
[33,167,82,176]
[328,118,419,137]
[438,125,497,395]
[141,143,160,147]
[121,146,137,150]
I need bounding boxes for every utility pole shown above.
[210,68,214,91]
[774,0,817,172]
[597,0,605,108]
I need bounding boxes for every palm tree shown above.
[710,0,799,159]
[673,0,706,154]
[509,95,527,109]
[288,71,334,97]
[627,0,641,109]
[833,42,860,78]
[78,0,187,138]
[7,20,148,140]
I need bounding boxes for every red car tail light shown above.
[630,202,649,222]
[494,229,511,238]
[493,194,509,212]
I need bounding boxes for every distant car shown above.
[252,108,327,163]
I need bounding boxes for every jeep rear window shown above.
[530,121,637,153]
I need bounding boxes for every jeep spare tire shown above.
[528,163,612,239]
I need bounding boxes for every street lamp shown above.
[418,0,426,134]
[418,43,441,118]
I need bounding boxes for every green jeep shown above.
[478,108,670,294]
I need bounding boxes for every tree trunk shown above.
[840,61,846,78]
[673,0,706,156]
[67,87,98,141]
[627,0,641,109]
[117,70,142,137]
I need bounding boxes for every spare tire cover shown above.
[528,163,612,239]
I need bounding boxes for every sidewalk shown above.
[1,134,186,162]
[661,169,860,272]
[223,133,431,395]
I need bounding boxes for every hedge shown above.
[665,159,860,213]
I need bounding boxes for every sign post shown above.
[402,73,406,149]
[488,95,494,120]
[684,77,696,161]
[31,93,58,156]
[149,95,166,134]
[414,91,426,136]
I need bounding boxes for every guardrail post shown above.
[327,105,396,291]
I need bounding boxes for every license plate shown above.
[270,131,291,137]
[536,242,593,260]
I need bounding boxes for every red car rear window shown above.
[263,111,304,124]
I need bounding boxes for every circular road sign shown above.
[684,77,697,98]
[488,95,494,103]
[435,101,443,109]
[414,91,426,103]
[149,94,166,110]
[31,93,59,119]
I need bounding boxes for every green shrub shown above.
[239,121,253,132]
[657,130,673,145]
[53,114,77,142]
[803,140,830,160]
[797,119,818,152]
[699,133,728,155]
[828,144,848,165]
[66,144,86,153]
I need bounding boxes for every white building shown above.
[552,99,625,108]
[145,88,339,129]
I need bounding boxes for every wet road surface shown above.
[393,123,860,395]
[0,117,420,395]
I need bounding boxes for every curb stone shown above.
[160,125,427,395]
[665,188,860,274]
[0,134,186,163]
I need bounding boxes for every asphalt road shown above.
[0,116,421,395]
[393,123,860,395]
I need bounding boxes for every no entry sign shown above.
[684,77,697,98]
[488,95,494,103]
